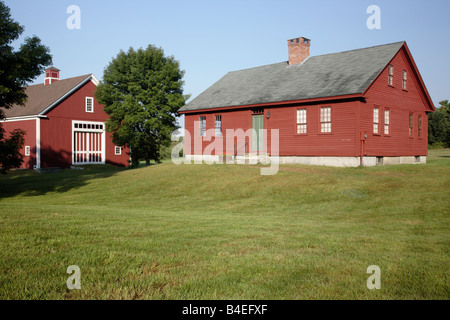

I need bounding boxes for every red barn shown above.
[178,38,435,166]
[1,67,130,169]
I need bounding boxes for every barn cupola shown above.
[44,66,60,85]
[287,37,311,65]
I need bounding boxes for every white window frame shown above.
[384,109,390,135]
[320,107,331,133]
[200,116,206,137]
[25,146,30,156]
[373,107,379,134]
[85,97,94,113]
[214,115,222,136]
[402,70,407,90]
[115,146,122,155]
[388,65,394,86]
[296,109,307,134]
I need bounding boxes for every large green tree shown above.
[96,45,187,166]
[428,100,450,148]
[0,0,52,173]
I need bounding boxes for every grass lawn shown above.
[0,149,449,300]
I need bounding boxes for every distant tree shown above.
[428,100,450,148]
[96,45,188,166]
[0,0,52,173]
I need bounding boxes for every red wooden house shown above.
[178,37,435,166]
[1,67,130,169]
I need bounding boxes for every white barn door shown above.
[72,121,106,165]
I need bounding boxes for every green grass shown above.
[0,150,449,299]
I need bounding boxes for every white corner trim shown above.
[90,74,99,86]
[36,117,41,169]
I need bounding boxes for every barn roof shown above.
[179,41,405,113]
[3,74,94,118]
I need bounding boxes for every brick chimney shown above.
[44,67,60,85]
[287,37,310,65]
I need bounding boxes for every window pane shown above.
[200,116,206,136]
[373,108,379,123]
[297,124,307,134]
[214,115,222,136]
[297,109,307,133]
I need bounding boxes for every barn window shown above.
[200,116,206,137]
[373,107,379,134]
[215,115,222,136]
[388,65,394,86]
[402,70,407,90]
[296,109,307,134]
[418,116,422,137]
[409,114,413,137]
[25,146,30,156]
[86,97,94,113]
[115,146,122,155]
[320,107,331,133]
[384,109,390,135]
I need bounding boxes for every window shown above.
[115,146,122,155]
[320,107,331,133]
[215,115,222,136]
[402,70,407,90]
[388,65,394,86]
[86,97,94,113]
[25,146,30,156]
[296,109,307,134]
[384,109,390,135]
[373,107,379,134]
[409,114,413,137]
[200,116,206,137]
[418,116,422,137]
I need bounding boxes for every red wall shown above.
[362,47,431,156]
[1,119,36,169]
[41,80,129,168]
[184,99,360,157]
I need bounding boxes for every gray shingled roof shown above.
[179,41,405,112]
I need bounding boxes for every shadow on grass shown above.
[0,164,125,199]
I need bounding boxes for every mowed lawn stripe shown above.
[0,150,449,299]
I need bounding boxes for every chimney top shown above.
[44,66,60,85]
[287,36,311,65]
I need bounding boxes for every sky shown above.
[4,0,450,129]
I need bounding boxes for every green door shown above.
[252,114,264,152]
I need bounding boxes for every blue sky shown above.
[5,0,450,122]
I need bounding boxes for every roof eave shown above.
[178,93,364,114]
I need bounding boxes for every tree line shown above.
[428,100,450,148]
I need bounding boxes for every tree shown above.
[0,0,52,173]
[96,45,187,166]
[428,100,450,148]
